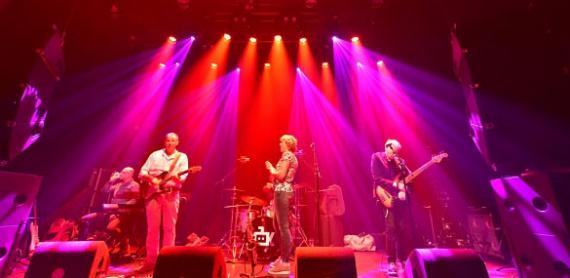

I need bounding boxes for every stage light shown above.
[223,33,231,41]
[190,36,196,41]
[264,63,271,69]
[322,62,329,68]
[299,37,307,44]
[175,62,180,67]
[274,35,282,42]
[249,37,257,44]
[377,60,384,67]
[236,68,241,72]
[356,61,363,67]
[211,63,218,69]
[168,36,177,43]
[296,67,301,72]
[332,36,339,42]
[159,63,166,68]
[351,36,360,43]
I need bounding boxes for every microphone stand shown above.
[311,143,321,246]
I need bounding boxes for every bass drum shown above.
[251,216,279,262]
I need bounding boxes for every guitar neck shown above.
[405,160,436,183]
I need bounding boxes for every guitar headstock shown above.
[431,152,448,163]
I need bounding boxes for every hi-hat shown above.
[224,204,250,208]
[240,195,267,207]
[223,187,245,192]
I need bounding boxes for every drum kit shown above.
[219,184,311,263]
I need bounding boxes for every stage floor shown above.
[9,249,518,278]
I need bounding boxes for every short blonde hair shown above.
[280,134,298,152]
[385,139,402,152]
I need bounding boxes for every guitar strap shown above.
[168,151,182,174]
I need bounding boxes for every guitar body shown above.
[376,186,394,208]
[143,166,202,201]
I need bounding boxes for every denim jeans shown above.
[274,190,293,262]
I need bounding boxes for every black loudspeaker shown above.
[153,246,227,278]
[295,247,357,278]
[0,171,42,276]
[25,241,109,278]
[404,248,489,278]
[491,173,570,278]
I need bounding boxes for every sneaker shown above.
[268,261,290,275]
[387,262,397,277]
[269,257,282,267]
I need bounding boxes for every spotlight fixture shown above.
[322,62,329,68]
[223,33,231,41]
[274,35,282,42]
[296,67,301,72]
[236,68,241,72]
[332,36,339,42]
[351,36,360,43]
[356,62,363,67]
[377,60,384,67]
[211,63,218,69]
[159,63,166,68]
[264,63,271,69]
[249,37,257,44]
[190,36,196,41]
[168,36,177,43]
[175,62,180,67]
[299,37,307,44]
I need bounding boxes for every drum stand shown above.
[219,184,245,262]
[293,188,312,247]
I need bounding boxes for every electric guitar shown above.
[376,152,448,208]
[143,166,202,201]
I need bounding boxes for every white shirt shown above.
[140,149,189,187]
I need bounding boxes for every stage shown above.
[8,249,518,278]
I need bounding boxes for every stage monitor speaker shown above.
[153,246,226,278]
[25,241,109,278]
[295,247,357,278]
[405,248,489,278]
[0,171,42,276]
[491,173,570,278]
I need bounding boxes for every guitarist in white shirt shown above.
[371,139,413,276]
[137,132,189,273]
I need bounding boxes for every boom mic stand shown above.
[310,143,321,246]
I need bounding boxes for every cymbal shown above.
[223,188,245,192]
[294,183,307,189]
[223,204,250,208]
[240,195,267,207]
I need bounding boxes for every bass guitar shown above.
[376,152,448,208]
